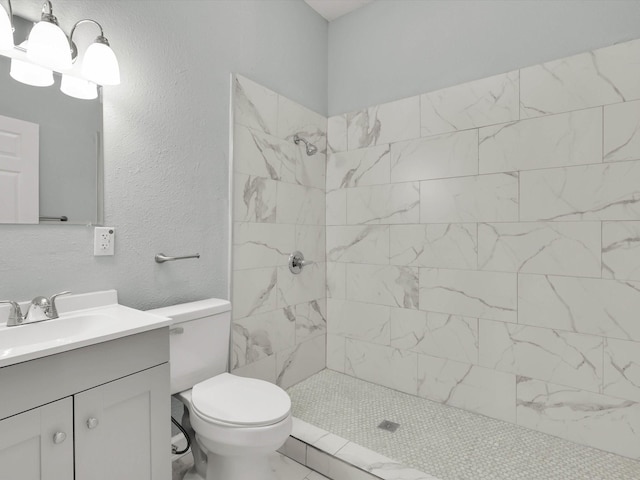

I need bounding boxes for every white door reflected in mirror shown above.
[0,114,39,224]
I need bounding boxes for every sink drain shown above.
[378,420,400,432]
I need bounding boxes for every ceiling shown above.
[304,0,374,22]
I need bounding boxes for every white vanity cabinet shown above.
[0,328,170,480]
[75,364,168,480]
[0,397,73,480]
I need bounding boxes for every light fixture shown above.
[27,0,72,70]
[0,1,120,98]
[10,41,53,86]
[0,0,13,50]
[60,74,97,99]
[70,19,120,86]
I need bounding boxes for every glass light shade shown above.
[27,20,72,70]
[82,41,120,85]
[10,58,54,87]
[60,74,97,100]
[0,5,13,51]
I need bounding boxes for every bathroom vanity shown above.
[0,291,171,480]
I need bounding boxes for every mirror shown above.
[0,15,103,225]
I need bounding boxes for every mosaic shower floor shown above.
[288,370,640,480]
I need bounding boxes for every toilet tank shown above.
[148,298,231,395]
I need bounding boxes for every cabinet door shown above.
[0,397,73,480]
[74,364,170,480]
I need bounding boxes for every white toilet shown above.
[149,299,292,480]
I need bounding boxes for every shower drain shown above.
[378,420,400,432]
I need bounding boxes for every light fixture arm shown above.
[70,19,104,42]
[69,18,109,61]
[2,0,14,32]
[40,0,58,25]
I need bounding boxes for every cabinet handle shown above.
[53,431,67,444]
[86,417,99,429]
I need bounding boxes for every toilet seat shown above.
[190,373,291,427]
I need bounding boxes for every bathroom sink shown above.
[0,290,170,368]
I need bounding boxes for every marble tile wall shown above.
[325,38,640,459]
[231,75,326,389]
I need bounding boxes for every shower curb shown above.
[278,417,439,480]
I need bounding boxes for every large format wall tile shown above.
[295,224,326,264]
[346,339,418,395]
[347,96,420,150]
[604,99,640,163]
[417,357,516,422]
[232,308,296,367]
[326,189,346,226]
[327,299,390,345]
[281,151,326,190]
[326,262,346,299]
[232,78,326,391]
[234,174,277,223]
[602,221,640,281]
[520,38,640,118]
[327,334,346,372]
[276,182,325,225]
[231,354,276,384]
[277,262,325,308]
[520,161,640,221]
[516,377,640,459]
[389,224,477,269]
[277,95,327,154]
[420,70,519,136]
[478,222,601,277]
[234,75,278,135]
[326,225,389,264]
[419,268,517,323]
[276,334,326,389]
[347,183,420,225]
[232,267,278,319]
[390,309,478,364]
[518,274,640,341]
[233,124,283,180]
[295,299,327,343]
[420,173,518,223]
[479,108,602,174]
[347,264,419,309]
[328,115,347,154]
[390,130,478,183]
[233,222,294,270]
[604,338,640,402]
[327,145,390,189]
[479,320,603,392]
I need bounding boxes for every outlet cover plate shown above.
[94,227,115,256]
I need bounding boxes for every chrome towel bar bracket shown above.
[155,253,200,264]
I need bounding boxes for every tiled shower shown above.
[231,37,640,474]
[231,75,327,389]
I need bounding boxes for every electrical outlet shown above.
[94,227,115,256]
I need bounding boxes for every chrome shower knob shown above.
[289,251,309,274]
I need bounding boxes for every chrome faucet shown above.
[0,301,26,326]
[1,291,71,327]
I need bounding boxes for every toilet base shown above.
[182,468,204,480]
[206,452,274,480]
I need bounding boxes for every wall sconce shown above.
[0,0,120,99]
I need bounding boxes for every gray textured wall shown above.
[328,0,640,115]
[0,0,327,309]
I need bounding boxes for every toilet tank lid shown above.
[147,298,231,323]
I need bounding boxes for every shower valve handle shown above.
[289,251,311,274]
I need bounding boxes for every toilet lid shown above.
[191,373,291,426]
